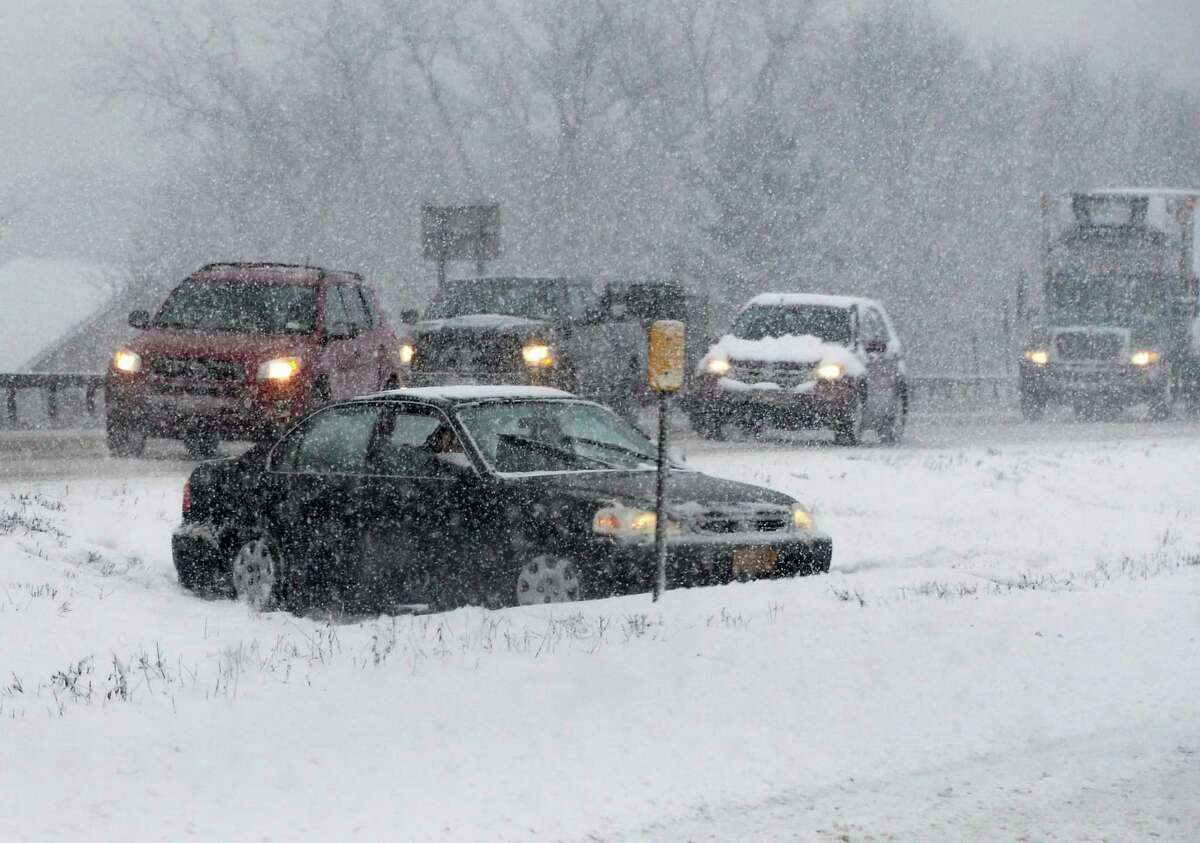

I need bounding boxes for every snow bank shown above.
[1,436,1198,839]
[0,258,113,371]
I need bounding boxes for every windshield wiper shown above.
[496,434,614,469]
[564,435,655,465]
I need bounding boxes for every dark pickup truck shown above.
[405,277,653,407]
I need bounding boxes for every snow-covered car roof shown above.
[744,292,884,311]
[361,384,576,404]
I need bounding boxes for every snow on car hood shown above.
[417,313,547,333]
[700,334,866,376]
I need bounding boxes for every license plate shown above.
[732,548,778,575]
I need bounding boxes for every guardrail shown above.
[1,373,104,425]
[0,371,1017,429]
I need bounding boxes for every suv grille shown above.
[728,360,814,387]
[1054,332,1122,362]
[413,332,525,374]
[683,507,790,534]
[150,357,246,382]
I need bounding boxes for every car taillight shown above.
[182,480,192,516]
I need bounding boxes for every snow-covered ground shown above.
[0,258,113,371]
[1,436,1198,840]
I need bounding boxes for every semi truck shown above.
[1020,188,1200,420]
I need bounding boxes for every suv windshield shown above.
[426,280,562,321]
[456,400,657,473]
[732,305,851,344]
[155,281,317,334]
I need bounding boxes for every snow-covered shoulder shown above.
[704,333,866,376]
[746,292,882,311]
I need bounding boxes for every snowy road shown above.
[2,419,1198,840]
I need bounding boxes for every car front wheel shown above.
[833,390,865,446]
[516,554,582,605]
[106,417,147,457]
[877,387,907,445]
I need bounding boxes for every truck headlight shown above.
[592,505,678,538]
[1130,350,1160,367]
[791,503,815,531]
[257,357,301,381]
[112,348,142,374]
[815,363,844,380]
[706,358,731,375]
[522,343,554,366]
[399,342,415,364]
[1024,349,1050,366]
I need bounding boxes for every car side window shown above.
[353,286,375,329]
[369,405,469,477]
[324,285,351,333]
[342,284,369,330]
[274,404,381,474]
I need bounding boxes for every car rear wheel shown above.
[1020,389,1047,421]
[516,554,582,605]
[1147,379,1173,421]
[231,535,285,611]
[877,388,907,445]
[106,417,147,458]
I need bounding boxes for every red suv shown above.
[105,262,406,458]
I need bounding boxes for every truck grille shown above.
[728,360,814,387]
[413,332,525,374]
[150,357,246,382]
[1054,332,1123,362]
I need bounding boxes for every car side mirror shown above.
[400,309,420,323]
[128,310,151,330]
[864,339,887,354]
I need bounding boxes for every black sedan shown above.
[172,386,832,612]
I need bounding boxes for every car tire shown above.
[516,554,582,605]
[106,417,147,458]
[877,386,907,445]
[382,374,399,391]
[1147,379,1173,421]
[230,533,288,612]
[1019,389,1046,421]
[691,411,726,440]
[833,389,865,446]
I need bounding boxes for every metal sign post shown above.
[421,204,501,286]
[647,320,685,601]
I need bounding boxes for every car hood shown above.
[416,313,550,336]
[125,327,319,363]
[699,333,866,376]
[507,468,796,513]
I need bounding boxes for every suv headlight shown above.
[1024,349,1050,366]
[257,357,302,381]
[522,343,554,366]
[791,502,815,531]
[1130,349,1160,367]
[112,348,142,374]
[399,342,415,364]
[592,505,679,538]
[705,357,731,375]
[815,363,844,380]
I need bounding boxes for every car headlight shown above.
[112,348,142,374]
[1130,349,1160,367]
[791,502,815,531]
[706,358,731,375]
[399,342,415,365]
[592,505,679,538]
[257,357,302,381]
[815,363,844,380]
[1024,349,1050,366]
[522,343,554,366]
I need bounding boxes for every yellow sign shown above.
[648,320,685,392]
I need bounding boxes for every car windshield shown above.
[455,400,657,473]
[425,280,562,321]
[1046,271,1166,324]
[731,304,851,344]
[155,281,317,334]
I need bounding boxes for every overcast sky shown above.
[1,0,1197,258]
